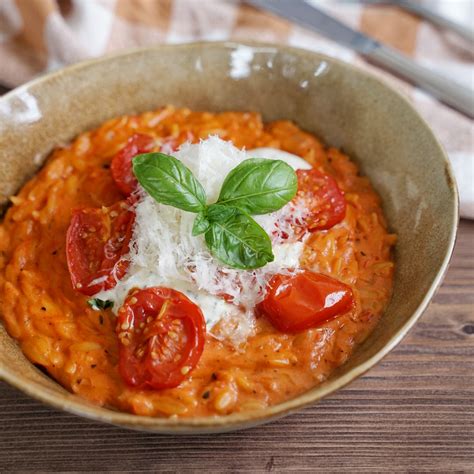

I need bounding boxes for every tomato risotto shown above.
[0,107,395,417]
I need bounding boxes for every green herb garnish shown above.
[132,153,206,212]
[87,298,114,311]
[204,204,274,269]
[217,158,297,214]
[133,153,297,270]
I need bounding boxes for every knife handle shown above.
[368,45,474,119]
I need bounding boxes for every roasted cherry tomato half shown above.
[111,133,155,195]
[66,201,134,296]
[294,169,346,232]
[258,270,354,332]
[117,287,206,390]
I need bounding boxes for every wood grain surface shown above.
[0,210,471,472]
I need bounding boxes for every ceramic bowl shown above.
[0,42,458,433]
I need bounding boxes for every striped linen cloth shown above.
[0,0,472,217]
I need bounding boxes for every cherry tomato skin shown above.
[295,169,346,232]
[157,130,196,155]
[66,201,134,296]
[258,271,354,332]
[117,287,206,390]
[111,134,155,195]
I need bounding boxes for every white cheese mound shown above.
[248,147,312,171]
[95,137,311,344]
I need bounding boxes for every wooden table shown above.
[0,84,472,472]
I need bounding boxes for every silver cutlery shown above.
[247,0,474,118]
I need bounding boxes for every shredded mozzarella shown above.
[95,137,311,344]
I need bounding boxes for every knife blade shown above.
[246,0,474,119]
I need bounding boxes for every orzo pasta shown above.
[0,107,395,417]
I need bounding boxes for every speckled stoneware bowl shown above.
[0,42,458,433]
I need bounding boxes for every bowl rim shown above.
[0,41,459,433]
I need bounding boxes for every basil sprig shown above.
[133,153,297,269]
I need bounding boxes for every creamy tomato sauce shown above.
[0,107,395,417]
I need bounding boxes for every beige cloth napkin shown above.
[0,0,472,217]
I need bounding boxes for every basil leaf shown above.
[217,158,297,215]
[133,153,206,213]
[88,298,114,311]
[206,203,239,222]
[192,211,210,236]
[204,204,274,269]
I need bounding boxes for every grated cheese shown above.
[95,137,311,344]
